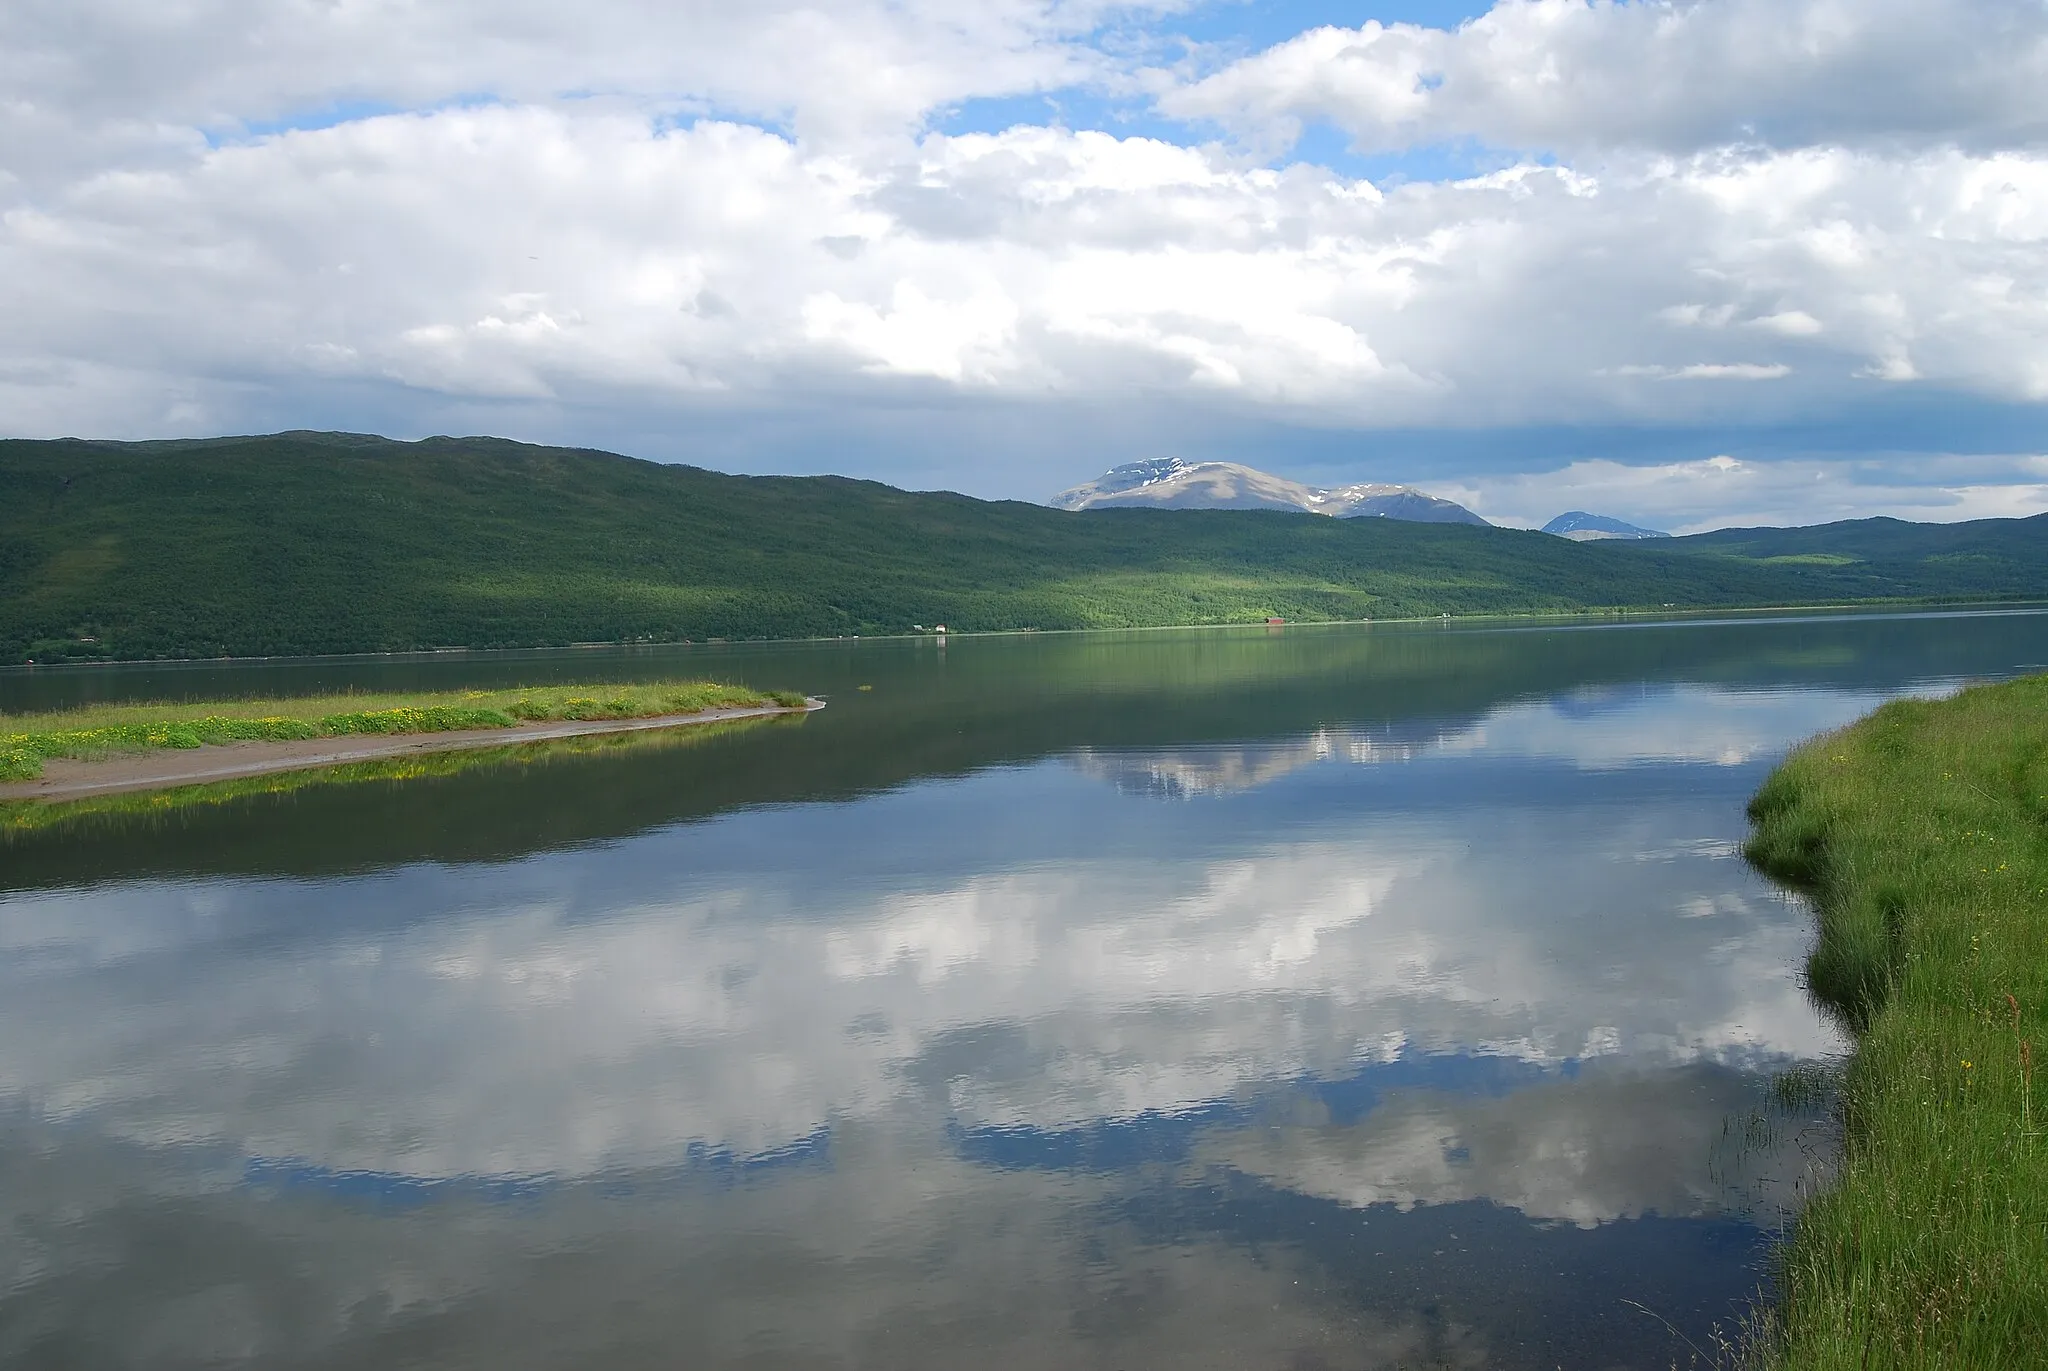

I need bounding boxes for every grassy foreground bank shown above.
[1746,675,2048,1365]
[0,680,805,782]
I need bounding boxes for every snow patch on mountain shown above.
[1051,461,1489,526]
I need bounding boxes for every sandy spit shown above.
[0,700,823,803]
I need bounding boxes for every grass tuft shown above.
[321,705,518,736]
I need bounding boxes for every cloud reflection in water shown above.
[0,676,1872,1368]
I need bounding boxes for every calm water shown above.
[5,610,2048,1369]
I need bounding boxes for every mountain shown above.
[5,432,2048,664]
[1543,511,1672,541]
[1050,458,1490,525]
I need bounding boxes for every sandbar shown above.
[0,699,822,803]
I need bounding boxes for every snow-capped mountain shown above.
[1541,511,1671,541]
[1049,459,1490,525]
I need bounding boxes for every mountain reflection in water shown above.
[3,611,2045,1369]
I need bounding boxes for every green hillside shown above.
[1647,515,2048,590]
[3,431,2044,663]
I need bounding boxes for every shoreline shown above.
[6,598,2046,674]
[0,700,822,803]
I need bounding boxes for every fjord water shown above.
[4,611,2046,1369]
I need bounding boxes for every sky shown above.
[3,0,2047,532]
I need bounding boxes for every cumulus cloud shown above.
[0,0,1172,150]
[7,116,2046,445]
[1163,0,2048,157]
[2,0,2046,515]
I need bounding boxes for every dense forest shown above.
[4,431,2046,663]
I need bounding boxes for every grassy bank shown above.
[1745,675,2048,1365]
[0,680,805,782]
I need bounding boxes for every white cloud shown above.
[1448,452,2048,531]
[1752,310,1824,336]
[1,0,2046,512]
[1163,0,2048,158]
[6,111,2047,454]
[1611,362,1792,381]
[0,0,1173,151]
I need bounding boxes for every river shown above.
[4,609,2046,1369]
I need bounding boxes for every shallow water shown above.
[4,610,2047,1369]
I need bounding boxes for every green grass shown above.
[0,680,804,782]
[1759,554,1864,567]
[7,431,2048,664]
[1745,675,2048,1366]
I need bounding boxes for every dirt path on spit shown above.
[0,700,823,803]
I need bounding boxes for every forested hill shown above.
[3,431,2045,663]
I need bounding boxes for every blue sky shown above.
[3,0,2045,531]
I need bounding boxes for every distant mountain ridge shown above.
[1542,511,1671,541]
[1050,459,1490,525]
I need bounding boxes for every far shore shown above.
[0,700,821,804]
[11,599,2048,675]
